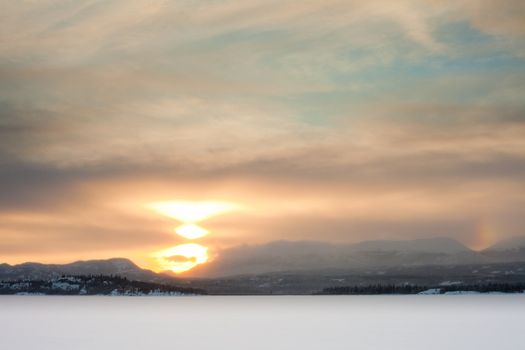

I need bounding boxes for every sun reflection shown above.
[154,243,208,273]
[175,223,209,239]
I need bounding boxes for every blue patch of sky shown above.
[326,20,524,82]
[278,21,525,125]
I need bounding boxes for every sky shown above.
[1,0,524,273]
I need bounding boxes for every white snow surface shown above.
[0,295,524,350]
[418,288,441,295]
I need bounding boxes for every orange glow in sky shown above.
[148,200,240,223]
[175,223,209,239]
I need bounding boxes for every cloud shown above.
[0,1,524,269]
[458,0,525,37]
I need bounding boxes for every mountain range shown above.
[2,236,525,281]
[187,236,525,277]
[0,258,161,282]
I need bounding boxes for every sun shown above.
[154,243,208,273]
[148,200,239,273]
[148,200,239,223]
[175,223,209,239]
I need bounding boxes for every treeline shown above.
[318,284,428,295]
[318,282,525,295]
[0,275,207,295]
[441,282,525,294]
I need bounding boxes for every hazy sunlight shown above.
[148,200,239,223]
[175,223,209,239]
[154,243,209,273]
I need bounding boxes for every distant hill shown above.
[189,237,524,277]
[349,237,470,254]
[0,258,163,282]
[481,236,525,263]
[485,236,525,252]
[3,237,525,282]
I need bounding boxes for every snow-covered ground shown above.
[0,295,524,350]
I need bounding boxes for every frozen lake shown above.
[1,295,524,350]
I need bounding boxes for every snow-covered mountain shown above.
[188,238,481,277]
[0,258,159,282]
[481,236,525,263]
[485,236,525,252]
[348,237,470,254]
[3,237,525,280]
